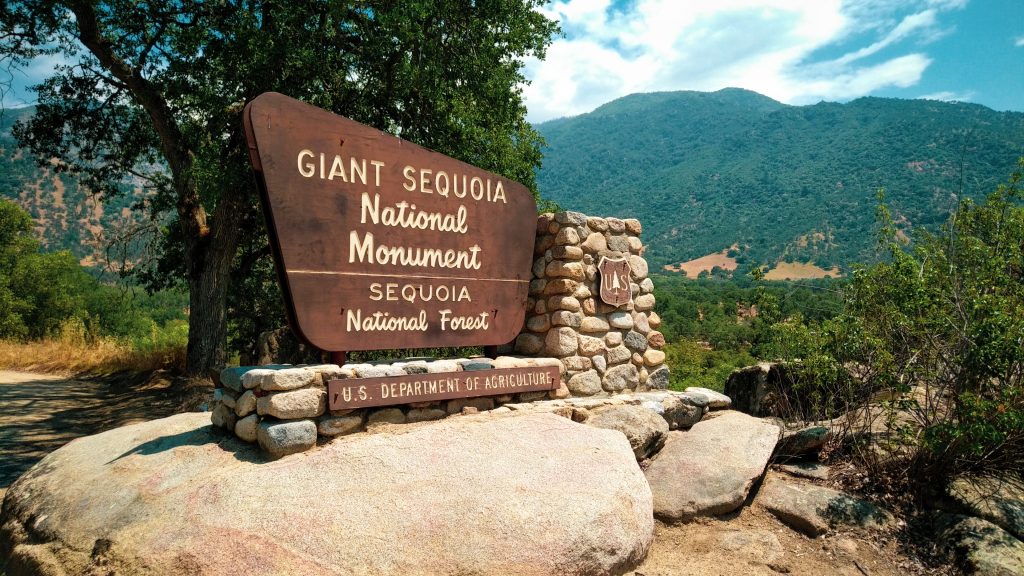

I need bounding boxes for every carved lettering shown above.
[345,309,428,332]
[359,193,468,234]
[349,231,482,270]
[296,150,382,186]
[328,366,560,410]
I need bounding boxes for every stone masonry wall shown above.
[512,212,669,395]
[212,356,568,458]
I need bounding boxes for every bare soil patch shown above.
[633,496,942,576]
[763,262,843,280]
[665,248,739,277]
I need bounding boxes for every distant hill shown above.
[0,106,150,270]
[535,88,1024,277]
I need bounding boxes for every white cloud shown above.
[1015,36,1024,47]
[918,90,975,102]
[831,10,936,65]
[524,0,964,122]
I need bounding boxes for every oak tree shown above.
[0,0,557,375]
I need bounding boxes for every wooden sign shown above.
[598,256,632,307]
[243,93,537,352]
[327,366,560,410]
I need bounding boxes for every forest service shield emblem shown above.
[598,256,632,307]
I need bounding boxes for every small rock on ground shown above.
[586,404,668,459]
[775,425,829,458]
[684,387,732,409]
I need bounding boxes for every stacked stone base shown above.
[516,212,669,396]
[212,356,567,458]
[213,355,726,460]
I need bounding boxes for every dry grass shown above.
[664,247,739,277]
[763,262,843,280]
[0,337,184,376]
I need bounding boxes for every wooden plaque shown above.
[598,256,632,307]
[327,366,561,410]
[243,93,537,351]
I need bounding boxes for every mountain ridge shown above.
[534,88,1024,276]
[1,106,151,271]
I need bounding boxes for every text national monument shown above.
[242,92,559,409]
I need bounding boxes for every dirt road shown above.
[0,370,184,489]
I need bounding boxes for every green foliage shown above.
[1,1,560,375]
[663,337,755,392]
[8,249,95,338]
[760,160,1024,477]
[0,198,188,360]
[536,89,1024,273]
[0,199,91,338]
[652,273,842,394]
[756,316,866,421]
[127,318,189,368]
[84,283,188,343]
[653,273,841,348]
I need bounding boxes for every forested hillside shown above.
[0,107,151,271]
[535,89,1024,275]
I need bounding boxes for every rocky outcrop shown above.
[724,362,784,416]
[0,412,654,576]
[946,475,1024,542]
[938,514,1024,576]
[757,474,892,536]
[644,411,779,522]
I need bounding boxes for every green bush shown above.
[129,318,189,368]
[0,199,189,369]
[763,160,1024,478]
[664,337,756,392]
[0,200,93,339]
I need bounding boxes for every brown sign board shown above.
[327,366,560,410]
[598,256,632,307]
[243,93,537,352]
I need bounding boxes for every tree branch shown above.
[67,1,205,235]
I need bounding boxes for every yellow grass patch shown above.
[663,247,739,277]
[0,338,184,376]
[763,262,843,280]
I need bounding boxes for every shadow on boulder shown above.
[107,423,263,465]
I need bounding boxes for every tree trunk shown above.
[185,247,234,378]
[182,184,248,378]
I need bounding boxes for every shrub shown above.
[664,337,756,392]
[765,161,1024,479]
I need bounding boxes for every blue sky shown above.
[523,0,1024,122]
[3,0,1021,125]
